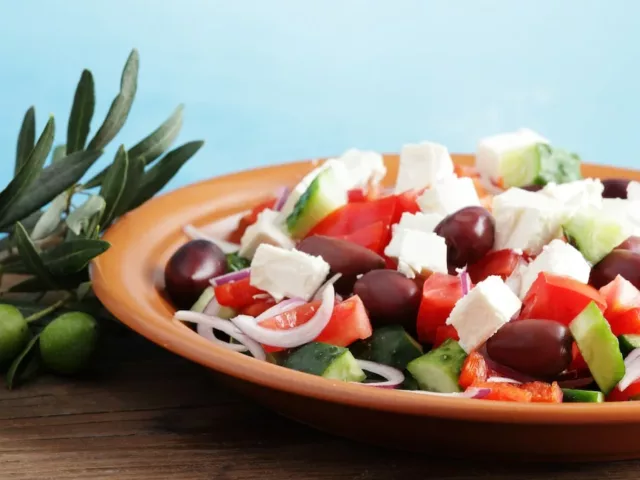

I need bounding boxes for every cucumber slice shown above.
[406,339,467,393]
[350,325,423,371]
[500,143,582,188]
[190,287,215,313]
[618,334,640,357]
[284,342,366,382]
[570,302,625,395]
[564,207,632,264]
[401,373,420,390]
[562,388,604,403]
[286,167,348,238]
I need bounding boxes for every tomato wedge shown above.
[607,381,640,401]
[338,221,388,255]
[519,272,607,325]
[569,342,589,371]
[600,275,640,317]
[459,351,488,389]
[259,295,372,353]
[433,324,459,348]
[214,278,266,310]
[467,249,523,283]
[240,298,276,317]
[416,273,466,344]
[608,308,640,336]
[228,197,277,243]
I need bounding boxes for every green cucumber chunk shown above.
[190,287,236,319]
[500,143,581,188]
[569,302,625,395]
[561,388,604,403]
[284,342,366,382]
[563,207,631,264]
[350,325,423,371]
[286,168,347,238]
[618,334,640,357]
[406,339,467,393]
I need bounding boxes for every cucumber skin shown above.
[350,325,423,371]
[406,339,467,393]
[190,287,215,313]
[570,302,625,395]
[618,334,640,357]
[562,388,604,403]
[284,342,365,382]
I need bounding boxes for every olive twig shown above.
[24,292,74,323]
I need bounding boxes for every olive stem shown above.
[25,293,73,323]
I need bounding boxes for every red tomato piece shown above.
[396,189,424,215]
[569,342,589,371]
[608,308,640,336]
[240,298,276,317]
[214,278,266,310]
[520,381,563,403]
[600,275,640,317]
[607,381,640,401]
[467,249,523,283]
[433,324,460,348]
[259,295,372,353]
[228,197,277,243]
[416,273,466,344]
[472,381,533,402]
[338,221,389,255]
[347,185,381,203]
[519,272,607,325]
[458,351,488,389]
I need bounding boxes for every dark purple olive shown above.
[164,239,227,308]
[602,178,630,199]
[521,184,543,192]
[296,235,385,295]
[353,270,420,330]
[486,319,572,378]
[434,206,495,269]
[590,249,640,290]
[616,236,640,255]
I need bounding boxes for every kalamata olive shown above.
[0,305,29,366]
[616,236,640,255]
[590,249,640,289]
[296,235,385,295]
[40,312,98,375]
[353,270,421,330]
[521,184,543,192]
[486,319,572,378]
[164,239,227,308]
[434,206,495,269]
[602,178,630,199]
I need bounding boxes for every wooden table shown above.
[1,330,638,480]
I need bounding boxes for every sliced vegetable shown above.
[433,324,459,348]
[283,342,366,382]
[470,381,533,402]
[458,351,488,389]
[562,388,604,403]
[190,286,215,313]
[406,339,467,393]
[214,277,265,310]
[519,381,563,403]
[416,273,466,344]
[600,275,640,317]
[608,308,640,336]
[467,249,523,283]
[500,143,581,188]
[356,360,404,388]
[350,325,423,371]
[619,334,640,357]
[606,380,640,401]
[228,197,277,244]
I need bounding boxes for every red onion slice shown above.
[175,311,266,360]
[354,360,404,388]
[254,298,307,324]
[273,186,290,212]
[617,348,640,391]
[231,283,335,348]
[408,387,491,399]
[312,273,342,301]
[210,268,251,287]
[203,296,222,316]
[457,267,471,296]
[196,323,248,353]
[183,224,240,254]
[486,376,521,384]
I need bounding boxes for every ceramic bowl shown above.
[92,154,640,462]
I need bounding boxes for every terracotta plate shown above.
[92,154,640,462]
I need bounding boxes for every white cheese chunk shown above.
[393,211,445,235]
[628,181,640,201]
[601,198,640,234]
[250,244,330,301]
[446,275,522,353]
[476,128,549,181]
[239,209,295,259]
[334,148,387,189]
[395,141,454,193]
[518,239,591,300]
[384,229,447,278]
[416,177,481,216]
[540,179,603,216]
[492,187,567,255]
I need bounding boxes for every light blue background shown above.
[1,0,639,194]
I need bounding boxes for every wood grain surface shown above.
[0,330,638,480]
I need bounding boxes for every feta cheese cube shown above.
[518,239,591,299]
[395,141,454,193]
[250,244,330,301]
[417,176,481,216]
[628,181,640,201]
[540,179,603,216]
[384,229,447,278]
[393,211,444,235]
[239,209,295,259]
[476,128,549,181]
[601,198,640,233]
[492,187,567,255]
[446,275,522,353]
[334,148,387,189]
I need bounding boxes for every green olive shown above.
[40,312,98,375]
[0,304,30,366]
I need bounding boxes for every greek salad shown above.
[166,130,640,403]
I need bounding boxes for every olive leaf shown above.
[6,334,41,390]
[84,104,184,189]
[15,107,36,175]
[0,149,102,229]
[0,210,42,234]
[86,49,138,151]
[66,69,95,154]
[99,146,128,226]
[13,222,57,289]
[31,191,70,240]
[52,144,67,163]
[40,239,110,276]
[65,195,105,235]
[113,156,145,218]
[130,141,204,208]
[0,117,55,224]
